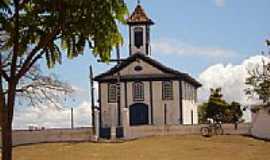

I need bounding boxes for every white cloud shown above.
[13,101,92,129]
[152,39,237,59]
[214,0,225,7]
[198,55,270,122]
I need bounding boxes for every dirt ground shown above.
[2,135,270,160]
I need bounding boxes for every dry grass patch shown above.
[7,135,270,160]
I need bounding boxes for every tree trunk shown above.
[1,0,19,159]
[1,112,12,160]
[1,82,17,160]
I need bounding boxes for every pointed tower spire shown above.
[127,3,154,25]
[127,3,154,56]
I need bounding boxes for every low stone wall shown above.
[0,128,93,147]
[125,123,251,139]
[0,124,251,146]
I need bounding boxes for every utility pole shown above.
[116,45,121,126]
[89,65,96,134]
[71,107,74,129]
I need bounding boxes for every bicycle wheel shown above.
[200,127,211,137]
[215,127,224,135]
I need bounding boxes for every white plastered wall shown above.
[181,81,198,125]
[251,107,270,140]
[100,83,117,128]
[182,100,198,125]
[152,81,181,125]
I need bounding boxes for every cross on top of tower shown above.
[137,0,140,5]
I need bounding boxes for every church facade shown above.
[94,3,201,138]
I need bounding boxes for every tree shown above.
[206,88,228,122]
[245,39,270,108]
[198,102,208,123]
[0,0,128,159]
[227,101,243,129]
[198,88,243,123]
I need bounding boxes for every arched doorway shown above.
[129,103,149,126]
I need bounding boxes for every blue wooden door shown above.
[129,103,149,126]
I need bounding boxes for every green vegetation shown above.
[198,88,243,123]
[1,135,269,160]
[245,40,270,111]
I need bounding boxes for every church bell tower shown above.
[127,1,154,56]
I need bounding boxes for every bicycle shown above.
[200,122,224,137]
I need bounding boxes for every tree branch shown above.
[10,0,20,80]
[0,68,9,81]
[16,28,60,80]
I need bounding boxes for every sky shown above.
[13,0,270,129]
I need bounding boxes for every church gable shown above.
[94,53,171,81]
[115,58,164,76]
[94,53,201,88]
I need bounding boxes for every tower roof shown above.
[127,4,154,25]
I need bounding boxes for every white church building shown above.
[94,3,201,139]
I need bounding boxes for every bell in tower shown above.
[127,1,154,56]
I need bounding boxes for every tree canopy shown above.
[245,39,270,106]
[1,0,128,67]
[198,88,243,123]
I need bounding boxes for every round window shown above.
[134,66,143,71]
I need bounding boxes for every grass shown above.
[2,135,270,160]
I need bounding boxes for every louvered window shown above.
[134,27,143,48]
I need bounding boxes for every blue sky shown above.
[44,0,269,104]
[13,0,270,128]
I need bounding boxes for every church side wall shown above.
[181,81,198,125]
[182,100,198,125]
